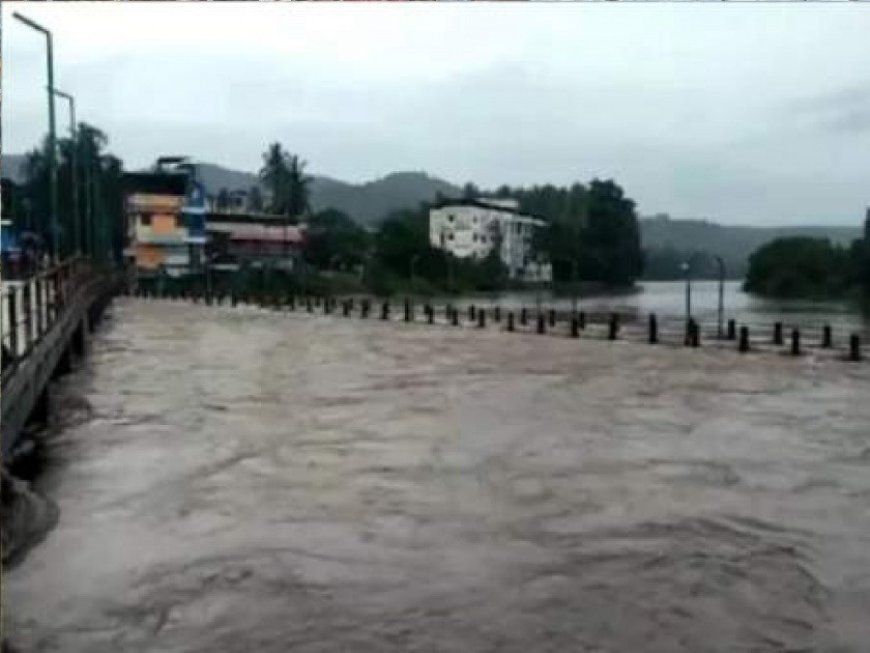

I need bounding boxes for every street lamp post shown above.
[714,255,726,339]
[13,12,59,261]
[53,89,80,256]
[681,260,692,334]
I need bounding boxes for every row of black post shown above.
[133,285,864,362]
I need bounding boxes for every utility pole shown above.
[53,89,80,256]
[13,12,59,261]
[714,255,725,339]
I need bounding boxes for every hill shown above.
[640,214,862,279]
[193,163,460,226]
[3,153,861,278]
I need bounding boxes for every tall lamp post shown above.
[52,89,80,256]
[714,255,726,339]
[13,12,59,262]
[681,260,692,331]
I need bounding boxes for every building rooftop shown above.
[429,198,544,222]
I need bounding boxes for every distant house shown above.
[428,197,552,282]
[205,211,304,271]
[121,157,207,279]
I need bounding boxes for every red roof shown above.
[210,223,304,244]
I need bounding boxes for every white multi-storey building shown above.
[429,197,551,282]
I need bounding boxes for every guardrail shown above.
[127,285,868,363]
[1,258,95,378]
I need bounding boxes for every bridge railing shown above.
[1,257,95,378]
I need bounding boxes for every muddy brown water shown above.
[4,298,870,652]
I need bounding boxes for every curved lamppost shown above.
[681,252,727,339]
[713,255,726,339]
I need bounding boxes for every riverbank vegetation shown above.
[744,224,870,300]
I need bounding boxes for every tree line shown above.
[743,218,870,300]
[11,124,126,266]
[10,132,648,296]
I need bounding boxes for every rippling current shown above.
[5,298,870,652]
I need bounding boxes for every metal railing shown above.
[1,257,95,377]
[126,285,870,362]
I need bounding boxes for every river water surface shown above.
[4,298,870,652]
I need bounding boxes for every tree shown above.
[744,237,851,298]
[304,208,369,271]
[249,185,263,212]
[462,182,479,199]
[504,178,643,287]
[258,142,310,219]
[20,122,124,263]
[216,187,230,211]
[287,154,311,218]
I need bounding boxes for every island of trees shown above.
[743,214,870,300]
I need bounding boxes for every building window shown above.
[140,214,152,227]
[175,215,184,228]
[448,214,455,222]
[473,233,478,242]
[448,233,454,241]
[473,216,478,223]
[481,236,487,244]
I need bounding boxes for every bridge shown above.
[1,259,123,460]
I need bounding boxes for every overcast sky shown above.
[2,3,868,226]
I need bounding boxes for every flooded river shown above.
[453,281,870,338]
[4,298,870,652]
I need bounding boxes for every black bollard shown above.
[537,313,545,334]
[323,298,330,314]
[381,301,390,321]
[507,312,515,332]
[773,322,783,346]
[445,304,452,322]
[494,306,501,323]
[478,309,486,329]
[361,299,370,319]
[739,326,750,353]
[691,319,700,348]
[427,304,434,324]
[791,328,801,356]
[231,292,238,307]
[343,301,350,317]
[608,313,619,341]
[315,296,321,308]
[469,305,476,322]
[520,307,528,326]
[451,307,459,326]
[404,299,412,322]
[548,309,556,328]
[849,334,861,362]
[570,316,579,339]
[648,313,658,344]
[579,311,586,330]
[822,324,832,348]
[727,319,736,341]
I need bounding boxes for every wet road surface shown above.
[4,298,870,652]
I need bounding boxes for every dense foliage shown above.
[494,179,644,287]
[743,235,869,299]
[259,142,310,220]
[15,123,125,264]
